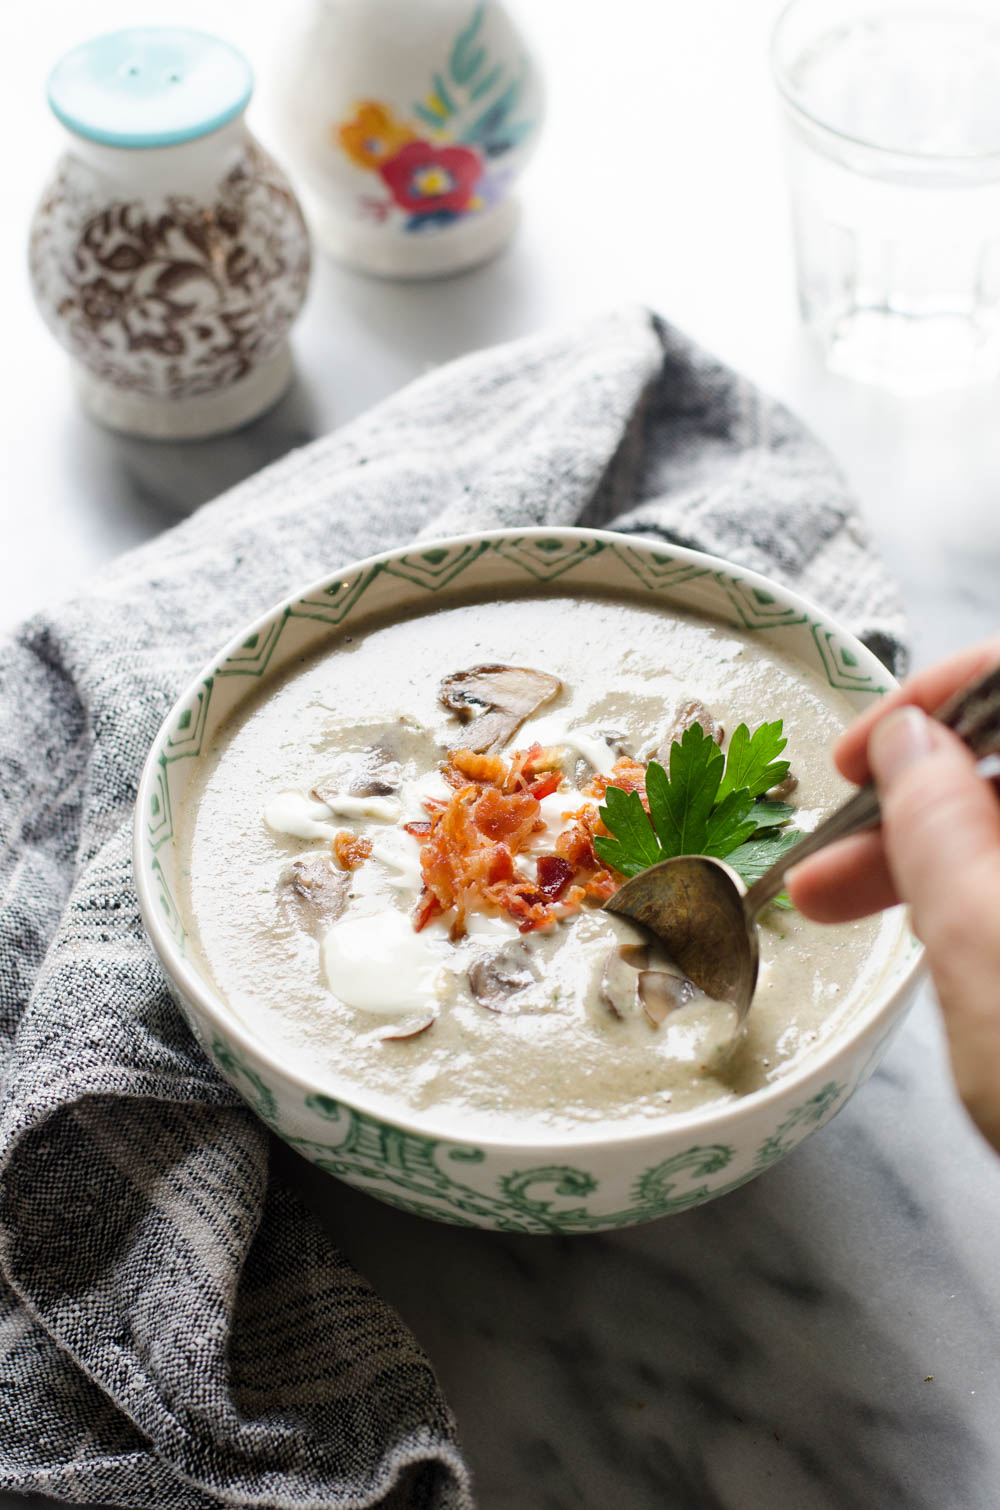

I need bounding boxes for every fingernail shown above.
[869,706,933,784]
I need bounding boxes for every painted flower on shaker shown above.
[379,140,483,218]
[338,102,416,171]
[331,3,535,235]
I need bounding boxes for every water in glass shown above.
[776,6,1000,389]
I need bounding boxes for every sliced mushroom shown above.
[766,772,798,801]
[600,943,650,1019]
[602,728,632,757]
[379,1010,437,1041]
[279,856,350,932]
[573,728,632,784]
[639,970,696,1026]
[440,664,562,754]
[350,742,401,797]
[313,741,401,804]
[468,940,539,1012]
[653,700,724,764]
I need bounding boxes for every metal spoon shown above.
[606,660,1000,1035]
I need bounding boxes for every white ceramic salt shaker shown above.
[29,29,311,440]
[272,0,544,279]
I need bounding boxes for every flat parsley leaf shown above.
[702,788,760,858]
[725,827,803,908]
[645,726,725,855]
[716,720,790,802]
[595,785,663,877]
[745,799,796,829]
[593,721,801,906]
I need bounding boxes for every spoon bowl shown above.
[606,855,757,1015]
[606,777,885,1036]
[607,657,1000,1043]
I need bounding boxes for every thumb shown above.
[870,705,1000,1156]
[868,706,1000,932]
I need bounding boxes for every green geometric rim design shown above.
[609,541,712,589]
[714,573,809,631]
[151,857,186,953]
[383,541,491,591]
[163,679,212,760]
[289,565,383,627]
[217,620,286,680]
[492,535,606,581]
[145,531,896,971]
[812,624,889,695]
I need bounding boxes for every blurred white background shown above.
[2,0,998,653]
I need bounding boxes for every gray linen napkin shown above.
[0,306,905,1509]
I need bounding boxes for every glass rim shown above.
[770,0,1000,166]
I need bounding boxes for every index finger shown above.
[835,634,1000,786]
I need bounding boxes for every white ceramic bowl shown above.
[134,527,923,1232]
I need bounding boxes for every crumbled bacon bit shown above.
[554,807,600,870]
[473,787,541,845]
[408,743,630,936]
[526,769,562,800]
[536,855,573,901]
[414,891,444,932]
[582,871,618,901]
[332,831,373,870]
[442,743,563,800]
[445,749,506,788]
[506,743,563,792]
[553,804,619,900]
[584,756,649,803]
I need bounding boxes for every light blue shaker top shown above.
[47,28,254,149]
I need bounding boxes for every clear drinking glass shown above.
[771,0,1000,390]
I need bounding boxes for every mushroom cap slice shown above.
[440,664,562,754]
[639,970,696,1026]
[379,1010,437,1041]
[573,729,632,785]
[312,740,402,803]
[468,940,539,1012]
[280,857,350,932]
[653,701,723,765]
[599,943,649,1019]
[349,741,401,797]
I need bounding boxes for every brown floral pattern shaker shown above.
[29,28,311,438]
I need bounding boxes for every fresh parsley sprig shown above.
[593,721,803,899]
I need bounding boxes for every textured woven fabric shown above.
[0,306,905,1509]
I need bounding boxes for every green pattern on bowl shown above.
[207,1034,851,1231]
[135,527,923,1232]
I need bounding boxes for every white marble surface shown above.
[3,1,1000,1507]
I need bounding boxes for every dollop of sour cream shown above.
[368,831,424,893]
[321,911,449,1015]
[559,729,619,773]
[264,788,400,840]
[536,786,587,834]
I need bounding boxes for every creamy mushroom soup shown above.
[178,594,898,1138]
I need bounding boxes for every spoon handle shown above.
[743,782,881,918]
[743,657,1000,921]
[935,658,1000,754]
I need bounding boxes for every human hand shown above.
[788,636,1000,1154]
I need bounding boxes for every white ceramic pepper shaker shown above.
[272,0,544,279]
[29,28,311,440]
